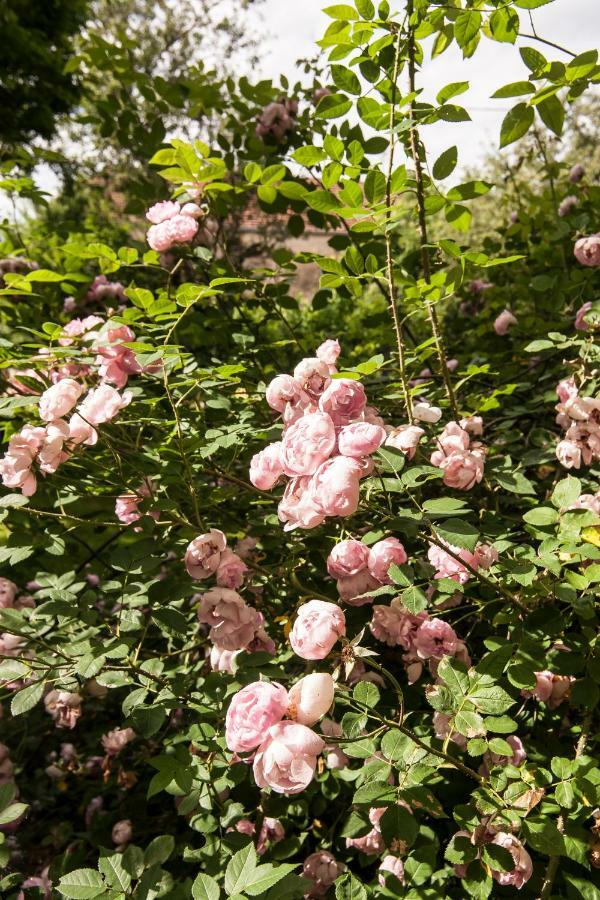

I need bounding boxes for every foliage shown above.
[0,0,88,145]
[0,1,599,899]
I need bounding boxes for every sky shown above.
[7,0,600,207]
[250,0,600,171]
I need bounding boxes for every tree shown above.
[0,0,88,146]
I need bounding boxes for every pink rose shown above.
[490,833,533,889]
[112,819,132,846]
[318,378,366,426]
[281,412,335,476]
[494,309,517,335]
[302,851,345,897]
[196,587,261,650]
[44,691,82,729]
[0,425,44,495]
[569,493,600,516]
[430,423,485,491]
[209,644,238,673]
[38,378,83,421]
[253,721,325,794]
[346,808,385,855]
[337,570,381,606]
[147,214,198,252]
[115,493,141,525]
[309,457,362,518]
[146,201,180,224]
[0,579,17,609]
[556,377,578,405]
[265,374,306,413]
[180,202,203,218]
[101,727,136,756]
[293,358,331,399]
[338,422,386,458]
[76,384,132,426]
[289,600,346,660]
[569,163,585,183]
[574,233,600,267]
[288,673,335,726]
[575,301,592,331]
[523,671,573,709]
[371,603,427,650]
[37,419,70,474]
[459,415,483,436]
[249,442,284,490]
[378,856,405,887]
[327,539,369,578]
[316,339,341,369]
[556,438,582,469]
[414,618,458,659]
[558,195,578,217]
[278,476,325,531]
[216,550,248,589]
[225,681,289,752]
[412,401,442,424]
[385,424,425,459]
[367,537,408,584]
[185,529,227,579]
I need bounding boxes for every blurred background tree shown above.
[0,0,88,147]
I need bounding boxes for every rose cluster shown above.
[0,310,160,498]
[430,420,486,490]
[555,377,600,469]
[225,672,335,793]
[451,825,533,890]
[255,98,298,142]
[326,536,408,605]
[250,341,392,530]
[145,200,203,252]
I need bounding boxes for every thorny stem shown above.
[386,29,414,424]
[406,5,459,419]
[538,711,593,900]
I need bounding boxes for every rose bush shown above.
[0,1,598,899]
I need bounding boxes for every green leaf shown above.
[455,710,486,738]
[355,0,375,18]
[488,8,519,43]
[353,681,380,708]
[401,585,428,614]
[58,868,106,899]
[552,475,581,509]
[433,146,458,180]
[293,146,327,167]
[492,81,534,99]
[436,82,469,104]
[379,805,417,847]
[144,835,175,867]
[331,65,361,95]
[245,863,298,896]
[323,4,358,19]
[0,802,27,826]
[335,872,367,900]
[454,10,482,54]
[566,49,599,81]
[10,680,44,716]
[314,94,352,119]
[499,103,534,148]
[98,853,132,892]
[520,46,546,72]
[523,506,558,526]
[192,873,221,900]
[436,518,480,551]
[537,95,564,136]
[225,843,257,895]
